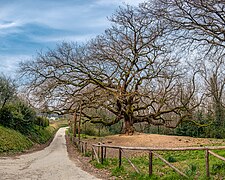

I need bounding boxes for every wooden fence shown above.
[91,143,225,178]
[72,137,88,155]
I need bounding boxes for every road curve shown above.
[0,127,100,180]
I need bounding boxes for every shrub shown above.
[168,156,177,163]
[0,105,14,128]
[82,122,111,136]
[35,116,49,127]
[0,101,36,134]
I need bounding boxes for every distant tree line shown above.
[19,0,225,137]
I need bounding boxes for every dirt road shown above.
[0,127,99,180]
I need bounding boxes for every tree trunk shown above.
[123,116,135,135]
[214,103,224,128]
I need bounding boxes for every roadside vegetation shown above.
[0,125,32,153]
[0,119,68,154]
[0,74,68,154]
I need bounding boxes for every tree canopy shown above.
[19,1,225,135]
[0,75,16,109]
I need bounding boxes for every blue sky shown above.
[0,0,145,77]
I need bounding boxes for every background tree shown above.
[148,0,225,136]
[197,55,225,133]
[0,74,37,134]
[0,74,16,109]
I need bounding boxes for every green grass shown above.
[0,119,68,154]
[27,125,56,144]
[0,125,33,153]
[91,149,225,179]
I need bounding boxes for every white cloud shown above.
[0,21,20,29]
[30,34,97,43]
[95,0,145,6]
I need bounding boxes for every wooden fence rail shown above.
[91,143,225,178]
[72,137,87,155]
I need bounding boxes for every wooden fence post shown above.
[81,142,84,153]
[119,148,122,168]
[98,142,100,159]
[205,149,210,178]
[78,101,82,141]
[84,142,87,155]
[101,145,104,164]
[92,147,94,160]
[73,111,77,137]
[104,147,107,159]
[149,151,153,176]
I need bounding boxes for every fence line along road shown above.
[72,137,225,178]
[91,143,225,178]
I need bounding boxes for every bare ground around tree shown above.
[71,133,225,159]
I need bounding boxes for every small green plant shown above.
[129,172,159,180]
[186,164,197,176]
[112,166,125,176]
[84,150,92,157]
[212,163,225,174]
[167,156,177,163]
[65,129,69,135]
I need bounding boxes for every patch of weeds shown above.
[185,164,197,176]
[212,163,225,174]
[92,161,106,169]
[167,156,177,163]
[91,159,110,169]
[162,173,186,180]
[112,166,125,176]
[84,150,92,157]
[129,172,159,180]
[65,129,69,135]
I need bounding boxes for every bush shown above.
[0,101,36,134]
[176,121,202,137]
[0,105,14,127]
[28,125,55,144]
[82,122,111,136]
[35,116,49,127]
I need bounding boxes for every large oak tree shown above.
[19,5,198,134]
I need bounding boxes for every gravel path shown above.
[0,127,100,180]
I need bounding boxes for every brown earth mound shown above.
[84,133,225,158]
[100,133,225,148]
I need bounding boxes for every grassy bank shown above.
[0,119,68,154]
[0,125,33,153]
[92,148,225,179]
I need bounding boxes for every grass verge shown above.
[91,149,225,179]
[0,125,33,153]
